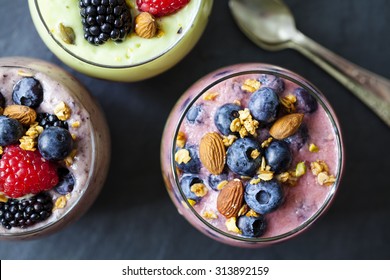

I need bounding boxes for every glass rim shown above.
[170,63,345,244]
[32,0,202,69]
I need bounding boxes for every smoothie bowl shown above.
[0,57,110,240]
[28,0,213,81]
[161,63,344,247]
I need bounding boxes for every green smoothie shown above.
[29,0,213,81]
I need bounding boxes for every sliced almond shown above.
[269,113,304,140]
[3,105,37,126]
[217,180,244,218]
[199,132,226,175]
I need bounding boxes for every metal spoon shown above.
[229,0,390,127]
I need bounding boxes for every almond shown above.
[135,12,157,39]
[3,105,37,126]
[217,180,244,218]
[199,132,226,175]
[269,113,304,140]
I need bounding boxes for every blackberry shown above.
[36,113,69,130]
[79,0,132,45]
[0,192,53,229]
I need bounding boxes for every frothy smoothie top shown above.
[0,63,93,235]
[173,71,341,240]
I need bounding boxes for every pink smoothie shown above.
[161,63,343,247]
[0,57,110,240]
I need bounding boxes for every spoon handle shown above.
[290,31,390,127]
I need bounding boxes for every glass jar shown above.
[28,0,213,82]
[0,57,110,240]
[161,63,344,247]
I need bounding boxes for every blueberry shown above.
[0,91,5,108]
[264,140,292,173]
[12,77,43,108]
[245,179,283,214]
[0,116,24,146]
[176,146,201,174]
[54,168,75,195]
[259,74,285,94]
[213,70,232,78]
[248,87,280,124]
[38,127,73,161]
[186,105,202,124]
[180,175,204,202]
[214,103,242,135]
[284,123,309,151]
[226,138,261,176]
[208,173,228,191]
[294,87,318,113]
[237,215,267,237]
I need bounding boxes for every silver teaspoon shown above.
[229,0,390,127]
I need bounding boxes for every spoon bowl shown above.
[229,0,296,48]
[229,0,390,127]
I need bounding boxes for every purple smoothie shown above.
[161,63,344,247]
[0,57,110,240]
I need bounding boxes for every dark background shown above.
[1,0,389,259]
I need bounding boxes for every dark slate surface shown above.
[1,0,390,259]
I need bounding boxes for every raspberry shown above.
[0,146,59,198]
[136,0,190,17]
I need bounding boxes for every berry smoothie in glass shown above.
[28,0,213,81]
[0,57,110,240]
[161,63,344,247]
